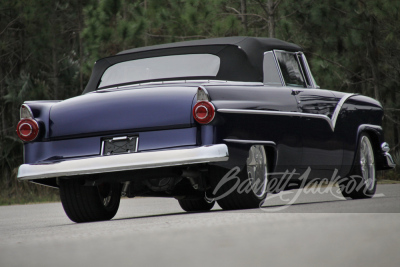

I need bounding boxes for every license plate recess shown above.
[102,136,138,156]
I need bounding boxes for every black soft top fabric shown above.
[83,37,302,94]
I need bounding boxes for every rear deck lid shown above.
[49,86,196,138]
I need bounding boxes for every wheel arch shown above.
[221,139,277,173]
[355,124,385,170]
[263,144,277,174]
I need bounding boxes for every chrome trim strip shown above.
[224,139,276,146]
[204,81,263,86]
[97,80,257,92]
[112,136,127,141]
[271,51,285,86]
[299,53,317,88]
[135,136,139,152]
[218,108,334,129]
[218,93,356,132]
[330,93,356,130]
[159,80,187,84]
[100,139,105,155]
[17,144,229,180]
[295,52,309,87]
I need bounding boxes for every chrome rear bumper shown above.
[17,144,229,180]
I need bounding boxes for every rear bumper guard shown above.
[17,144,229,180]
[381,142,396,169]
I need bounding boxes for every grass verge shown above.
[0,179,59,206]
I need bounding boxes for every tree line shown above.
[1,0,400,184]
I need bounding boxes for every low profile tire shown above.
[59,178,121,223]
[178,198,215,212]
[214,145,268,210]
[339,133,377,199]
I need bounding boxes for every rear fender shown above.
[22,101,60,140]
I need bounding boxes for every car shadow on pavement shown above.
[112,198,356,221]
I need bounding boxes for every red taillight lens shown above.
[193,101,215,124]
[16,119,39,142]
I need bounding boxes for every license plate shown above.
[101,136,138,156]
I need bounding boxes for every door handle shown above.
[291,89,303,95]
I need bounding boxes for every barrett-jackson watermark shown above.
[212,166,383,211]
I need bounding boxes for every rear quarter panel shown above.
[203,84,302,173]
[333,93,383,176]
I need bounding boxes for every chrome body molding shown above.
[218,108,334,130]
[223,139,276,146]
[96,80,263,92]
[204,81,264,86]
[218,93,356,132]
[264,51,285,86]
[330,93,356,130]
[17,144,229,180]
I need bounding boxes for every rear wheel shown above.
[214,145,268,210]
[178,198,215,212]
[59,178,121,223]
[339,133,377,199]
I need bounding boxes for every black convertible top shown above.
[118,36,301,55]
[83,37,302,93]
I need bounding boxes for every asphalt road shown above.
[0,184,399,267]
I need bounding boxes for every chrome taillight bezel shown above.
[17,104,39,142]
[17,118,39,142]
[193,100,215,124]
[193,86,215,124]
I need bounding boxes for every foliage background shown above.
[1,0,399,203]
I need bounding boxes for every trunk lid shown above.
[49,86,196,138]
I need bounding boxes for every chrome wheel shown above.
[339,133,377,199]
[359,136,375,191]
[213,145,269,210]
[246,145,268,198]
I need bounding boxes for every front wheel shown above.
[213,145,268,210]
[59,178,121,223]
[339,133,377,199]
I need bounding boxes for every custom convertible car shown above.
[17,37,395,222]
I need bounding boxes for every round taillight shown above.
[193,101,215,124]
[16,119,39,142]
